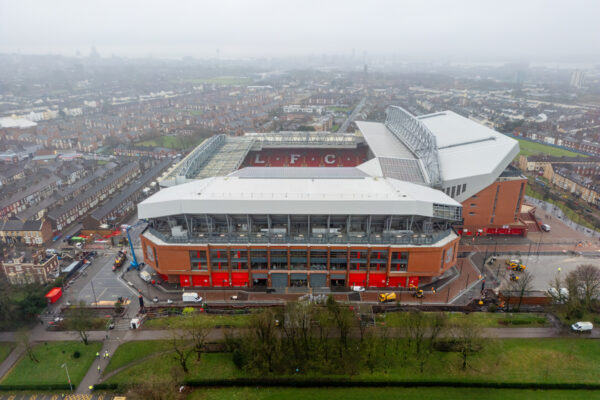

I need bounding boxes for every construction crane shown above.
[125,220,147,271]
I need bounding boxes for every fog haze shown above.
[1,0,599,62]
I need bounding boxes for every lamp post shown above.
[90,280,98,306]
[61,363,73,392]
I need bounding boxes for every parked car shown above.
[351,285,365,292]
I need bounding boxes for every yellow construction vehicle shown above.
[379,292,397,303]
[510,263,526,272]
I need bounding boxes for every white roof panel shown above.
[417,111,519,181]
[355,121,415,159]
[138,176,461,219]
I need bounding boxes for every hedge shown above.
[181,378,600,391]
[90,379,600,392]
[0,383,72,391]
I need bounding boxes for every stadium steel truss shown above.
[384,106,442,188]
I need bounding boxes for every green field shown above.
[517,138,584,158]
[105,339,600,386]
[135,135,203,150]
[382,312,548,328]
[0,342,14,364]
[104,340,172,375]
[177,76,252,86]
[0,341,101,387]
[105,352,240,385]
[143,313,252,330]
[188,387,597,400]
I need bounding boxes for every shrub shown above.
[72,350,81,359]
[232,349,244,370]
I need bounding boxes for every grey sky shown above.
[0,0,598,62]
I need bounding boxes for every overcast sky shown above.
[0,0,598,62]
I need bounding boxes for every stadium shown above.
[137,106,526,289]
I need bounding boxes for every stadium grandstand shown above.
[139,106,526,289]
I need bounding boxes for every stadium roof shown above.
[138,176,461,219]
[417,111,519,184]
[230,167,369,179]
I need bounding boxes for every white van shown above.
[182,292,203,303]
[140,271,152,283]
[571,321,593,332]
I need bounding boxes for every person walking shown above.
[96,351,100,358]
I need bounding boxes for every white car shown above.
[571,321,593,332]
[541,224,551,232]
[351,285,365,292]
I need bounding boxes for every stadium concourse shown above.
[137,106,526,291]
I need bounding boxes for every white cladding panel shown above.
[138,176,461,219]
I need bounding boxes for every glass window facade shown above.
[390,251,409,272]
[189,250,208,271]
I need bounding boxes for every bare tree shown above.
[547,272,567,304]
[314,306,332,362]
[326,296,354,356]
[573,264,600,311]
[17,328,38,363]
[450,321,483,370]
[281,302,314,363]
[169,331,193,374]
[507,270,534,312]
[65,302,93,345]
[404,311,448,373]
[249,308,280,373]
[181,314,211,362]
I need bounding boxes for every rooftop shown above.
[138,175,461,219]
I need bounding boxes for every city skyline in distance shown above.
[0,0,599,63]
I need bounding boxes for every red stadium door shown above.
[180,275,191,287]
[388,276,407,288]
[232,272,250,287]
[191,275,210,287]
[348,272,367,287]
[211,272,230,287]
[368,273,387,288]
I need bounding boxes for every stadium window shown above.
[469,212,476,215]
[450,186,456,198]
[470,203,477,207]
[456,184,462,196]
[445,187,451,195]
[462,183,466,193]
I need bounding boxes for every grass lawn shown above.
[0,342,15,364]
[188,387,597,400]
[104,340,172,375]
[144,313,252,330]
[0,341,101,387]
[105,339,600,386]
[105,352,242,385]
[382,312,548,328]
[517,138,584,158]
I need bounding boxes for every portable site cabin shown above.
[45,287,63,304]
